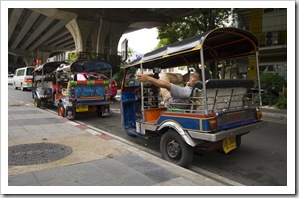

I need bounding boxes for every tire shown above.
[21,83,25,91]
[34,95,41,108]
[217,135,242,154]
[58,103,65,117]
[97,105,109,117]
[14,83,17,90]
[97,106,103,117]
[160,129,194,167]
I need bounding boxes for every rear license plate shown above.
[76,105,88,112]
[222,136,237,153]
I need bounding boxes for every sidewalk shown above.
[6,98,227,194]
[260,106,287,122]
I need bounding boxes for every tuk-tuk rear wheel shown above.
[160,129,194,167]
[34,96,41,108]
[58,103,65,117]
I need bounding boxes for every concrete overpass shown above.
[8,8,210,71]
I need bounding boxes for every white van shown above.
[13,66,35,91]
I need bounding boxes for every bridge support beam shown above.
[23,57,35,66]
[22,51,50,66]
[66,18,129,56]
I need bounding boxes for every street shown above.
[8,85,287,186]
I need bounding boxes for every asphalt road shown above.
[8,85,288,186]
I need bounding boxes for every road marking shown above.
[110,108,120,113]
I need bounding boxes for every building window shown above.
[263,8,286,13]
[260,64,287,80]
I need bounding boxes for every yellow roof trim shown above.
[192,44,202,51]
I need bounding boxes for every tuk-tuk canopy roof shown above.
[34,61,66,74]
[125,27,258,69]
[55,60,112,73]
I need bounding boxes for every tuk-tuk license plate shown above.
[76,105,88,112]
[222,136,237,153]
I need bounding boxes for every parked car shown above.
[12,66,35,91]
[8,72,14,85]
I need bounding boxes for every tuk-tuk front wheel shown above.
[160,129,194,167]
[58,103,65,117]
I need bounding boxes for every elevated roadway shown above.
[8,8,209,70]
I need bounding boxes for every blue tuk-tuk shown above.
[54,59,112,120]
[120,27,267,167]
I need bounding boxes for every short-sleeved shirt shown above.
[170,84,192,98]
[165,84,192,108]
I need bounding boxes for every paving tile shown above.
[116,154,158,173]
[8,120,20,127]
[117,172,156,186]
[66,162,113,185]
[93,158,138,179]
[8,173,39,186]
[34,167,70,182]
[142,167,179,183]
[39,177,82,186]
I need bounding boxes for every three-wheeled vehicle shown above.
[32,61,66,108]
[120,27,267,167]
[54,59,112,120]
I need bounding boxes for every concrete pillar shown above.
[97,19,129,55]
[66,17,129,55]
[66,18,100,53]
[66,19,83,52]
[36,51,51,64]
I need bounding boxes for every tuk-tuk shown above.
[32,61,66,108]
[120,27,267,167]
[54,59,112,120]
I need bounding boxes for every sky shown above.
[118,27,159,55]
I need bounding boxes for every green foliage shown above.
[157,9,235,46]
[274,97,287,110]
[113,66,124,89]
[68,52,79,62]
[260,73,286,91]
[260,73,286,106]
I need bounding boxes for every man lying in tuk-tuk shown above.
[137,68,201,108]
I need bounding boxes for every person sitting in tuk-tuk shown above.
[137,68,201,108]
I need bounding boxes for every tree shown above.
[260,73,286,106]
[156,9,235,47]
[156,9,236,76]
